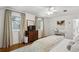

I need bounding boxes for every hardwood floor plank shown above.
[0,43,32,52]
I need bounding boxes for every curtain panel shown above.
[19,13,26,43]
[3,9,13,48]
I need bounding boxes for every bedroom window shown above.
[76,19,79,32]
[73,19,79,34]
[12,16,21,31]
[36,18,43,30]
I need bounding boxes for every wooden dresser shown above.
[28,30,38,43]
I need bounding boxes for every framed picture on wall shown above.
[57,20,65,25]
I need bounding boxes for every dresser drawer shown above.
[28,31,38,43]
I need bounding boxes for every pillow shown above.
[73,34,79,42]
[67,41,75,51]
[71,41,79,52]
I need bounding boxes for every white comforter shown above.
[12,35,64,52]
[29,35,64,52]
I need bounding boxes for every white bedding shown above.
[29,35,64,52]
[50,39,72,52]
[12,35,64,52]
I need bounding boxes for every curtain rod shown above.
[6,9,25,14]
[12,10,25,14]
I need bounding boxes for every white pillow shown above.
[73,34,79,42]
[66,41,75,51]
[71,41,79,52]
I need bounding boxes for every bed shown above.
[49,39,72,52]
[12,34,79,52]
[12,35,64,52]
[50,33,79,52]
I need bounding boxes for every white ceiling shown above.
[0,6,79,18]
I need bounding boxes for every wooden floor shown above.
[0,43,31,52]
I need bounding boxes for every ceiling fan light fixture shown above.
[47,11,53,15]
[50,7,54,10]
[50,7,57,11]
[47,7,57,15]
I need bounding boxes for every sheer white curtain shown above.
[3,9,13,48]
[19,13,26,43]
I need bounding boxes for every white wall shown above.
[25,12,35,30]
[0,8,5,48]
[44,14,79,39]
[26,13,35,21]
[44,18,55,36]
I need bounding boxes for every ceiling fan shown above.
[47,6,57,15]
